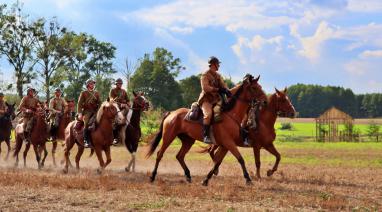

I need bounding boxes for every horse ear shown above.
[254,75,260,82]
[107,97,110,102]
[283,87,288,94]
[275,87,281,96]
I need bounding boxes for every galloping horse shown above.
[147,74,267,185]
[50,106,73,166]
[14,108,49,169]
[123,91,149,172]
[0,102,16,160]
[207,88,296,178]
[63,101,124,173]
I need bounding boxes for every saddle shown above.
[184,102,223,125]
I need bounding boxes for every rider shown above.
[77,79,101,148]
[197,56,232,144]
[0,92,7,118]
[109,78,130,145]
[49,88,67,139]
[18,87,39,143]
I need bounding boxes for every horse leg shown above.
[176,135,195,183]
[253,144,261,179]
[63,138,75,174]
[5,139,11,161]
[52,140,58,166]
[104,146,112,169]
[264,143,281,177]
[40,144,48,168]
[202,147,228,186]
[94,147,105,174]
[75,145,84,170]
[150,131,177,182]
[32,145,42,169]
[0,141,2,160]
[23,142,31,167]
[224,141,253,185]
[125,152,136,172]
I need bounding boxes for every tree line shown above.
[288,84,382,118]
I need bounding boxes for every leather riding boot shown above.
[83,128,92,148]
[241,128,250,146]
[203,124,213,144]
[112,128,119,145]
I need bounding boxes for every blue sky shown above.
[1,0,382,94]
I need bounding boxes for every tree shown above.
[119,57,137,92]
[179,75,201,107]
[131,48,184,110]
[0,2,39,97]
[33,17,67,100]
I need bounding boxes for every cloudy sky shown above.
[1,0,382,94]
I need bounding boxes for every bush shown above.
[280,122,293,130]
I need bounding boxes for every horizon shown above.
[1,0,382,94]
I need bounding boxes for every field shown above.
[0,139,381,211]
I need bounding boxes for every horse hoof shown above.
[186,177,192,183]
[213,169,219,176]
[267,170,274,177]
[202,180,209,186]
[150,176,155,183]
[125,167,130,172]
[96,168,103,175]
[63,169,68,174]
[246,180,253,186]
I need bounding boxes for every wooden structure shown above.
[315,107,354,142]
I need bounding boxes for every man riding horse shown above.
[198,56,232,144]
[18,87,40,143]
[109,78,130,145]
[77,79,101,148]
[48,88,67,139]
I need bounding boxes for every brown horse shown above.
[50,106,73,166]
[147,74,267,186]
[14,108,49,169]
[63,101,124,173]
[123,91,149,172]
[208,88,296,178]
[0,102,16,160]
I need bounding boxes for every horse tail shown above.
[146,112,170,158]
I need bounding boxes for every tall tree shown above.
[33,17,67,100]
[179,75,201,107]
[131,48,184,110]
[0,2,39,97]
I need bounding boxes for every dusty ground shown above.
[0,141,381,211]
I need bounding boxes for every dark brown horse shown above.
[14,108,49,169]
[0,102,16,160]
[147,74,267,186]
[208,88,296,178]
[63,101,124,173]
[123,91,149,172]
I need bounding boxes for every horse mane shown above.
[96,101,111,124]
[222,83,244,112]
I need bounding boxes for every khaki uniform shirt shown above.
[197,69,227,105]
[109,88,129,105]
[18,96,39,112]
[49,97,67,112]
[77,90,101,113]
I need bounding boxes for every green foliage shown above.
[179,75,201,107]
[130,47,184,110]
[279,122,293,130]
[367,122,380,142]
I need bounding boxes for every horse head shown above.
[132,91,150,111]
[272,87,296,118]
[242,74,267,104]
[5,102,16,120]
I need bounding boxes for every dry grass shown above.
[0,141,381,211]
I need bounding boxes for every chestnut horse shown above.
[63,101,124,173]
[207,88,296,178]
[14,108,49,169]
[123,91,149,172]
[147,74,267,186]
[0,102,16,160]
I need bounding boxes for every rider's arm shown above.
[201,74,218,93]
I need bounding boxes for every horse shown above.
[207,88,296,179]
[63,100,124,174]
[14,108,49,169]
[123,91,149,172]
[0,102,16,160]
[146,74,267,186]
[50,106,73,166]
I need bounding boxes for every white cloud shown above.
[359,50,382,58]
[347,0,382,12]
[344,60,369,76]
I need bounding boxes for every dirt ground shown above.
[277,117,382,124]
[0,142,381,211]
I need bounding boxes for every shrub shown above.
[280,122,293,130]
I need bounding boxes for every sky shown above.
[1,0,382,94]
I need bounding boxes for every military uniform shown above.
[109,87,130,107]
[18,92,39,142]
[77,90,101,128]
[49,96,67,131]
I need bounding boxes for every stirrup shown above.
[243,138,250,146]
[83,140,92,148]
[112,139,119,145]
